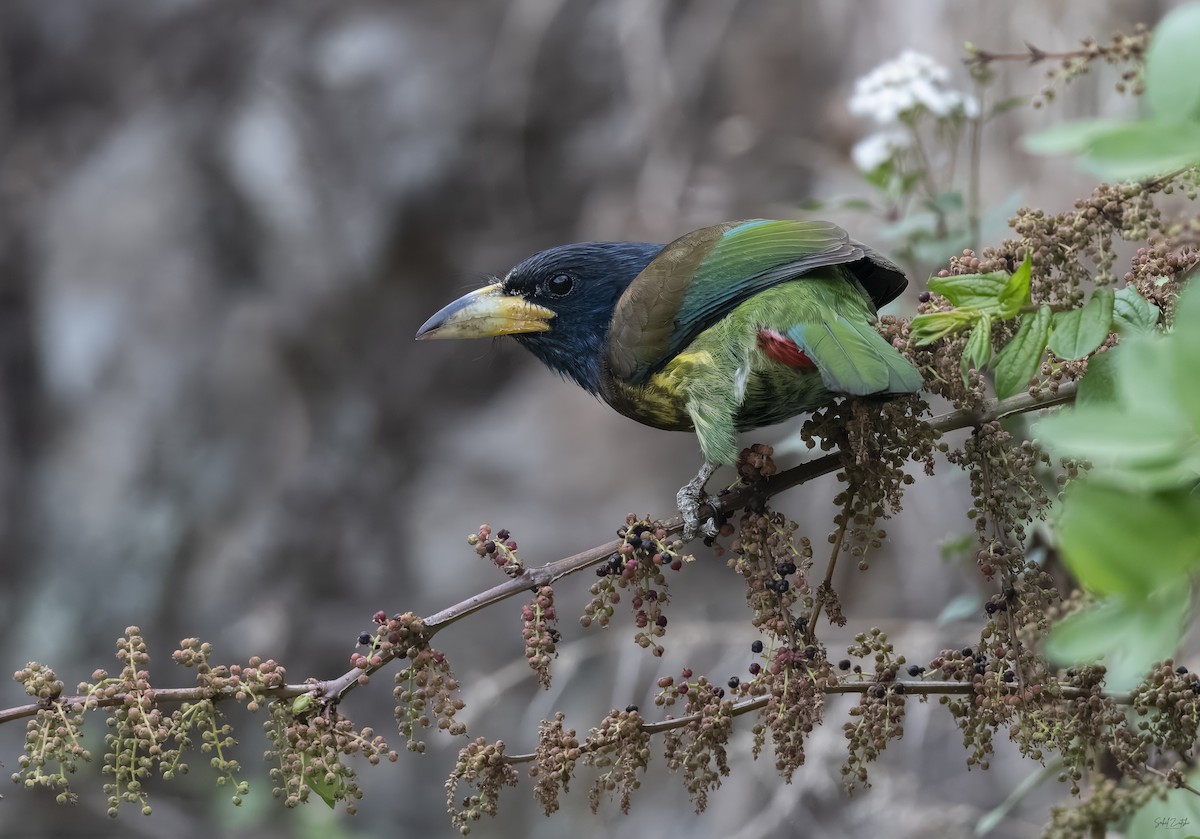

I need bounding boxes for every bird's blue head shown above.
[416,241,662,394]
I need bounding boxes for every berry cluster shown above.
[468,524,523,577]
[748,637,835,783]
[101,628,167,816]
[265,699,397,814]
[727,510,810,637]
[580,515,685,656]
[388,611,466,751]
[841,628,907,788]
[12,663,87,803]
[522,586,560,689]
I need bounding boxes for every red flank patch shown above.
[757,328,816,370]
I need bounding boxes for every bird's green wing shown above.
[788,316,924,395]
[605,219,907,384]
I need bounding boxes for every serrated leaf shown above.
[992,306,1051,398]
[1113,285,1160,333]
[910,308,981,345]
[961,314,993,386]
[1045,587,1189,693]
[1054,482,1200,596]
[996,254,1033,317]
[1048,288,1114,360]
[1145,3,1200,121]
[1022,118,1121,155]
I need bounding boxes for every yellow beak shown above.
[415,283,556,340]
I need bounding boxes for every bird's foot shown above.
[677,461,719,542]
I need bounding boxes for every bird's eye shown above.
[545,274,574,297]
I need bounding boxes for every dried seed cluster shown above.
[841,628,907,788]
[658,671,734,813]
[530,712,580,816]
[444,737,519,835]
[582,706,651,814]
[968,28,1150,107]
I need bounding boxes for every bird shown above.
[416,219,922,539]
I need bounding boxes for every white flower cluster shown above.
[850,129,911,173]
[849,50,979,125]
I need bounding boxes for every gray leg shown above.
[676,461,719,542]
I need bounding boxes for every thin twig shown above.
[0,382,1079,727]
[804,489,855,643]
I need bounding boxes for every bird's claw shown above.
[677,462,719,542]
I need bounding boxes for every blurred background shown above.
[0,1,1184,836]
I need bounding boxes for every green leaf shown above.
[1045,587,1190,693]
[989,96,1030,118]
[1021,118,1121,155]
[878,210,939,241]
[302,754,342,808]
[996,254,1033,317]
[962,314,993,386]
[1113,285,1160,333]
[992,306,1051,398]
[927,272,1008,308]
[925,191,964,214]
[939,532,975,562]
[975,764,1063,837]
[1055,482,1200,596]
[910,308,981,345]
[1048,288,1114,360]
[1127,769,1200,839]
[1145,2,1200,121]
[911,230,974,265]
[937,593,982,625]
[1079,121,1200,180]
[1075,349,1117,406]
[1115,325,1200,438]
[1037,403,1199,490]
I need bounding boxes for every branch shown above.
[0,382,1078,726]
[501,675,1130,764]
